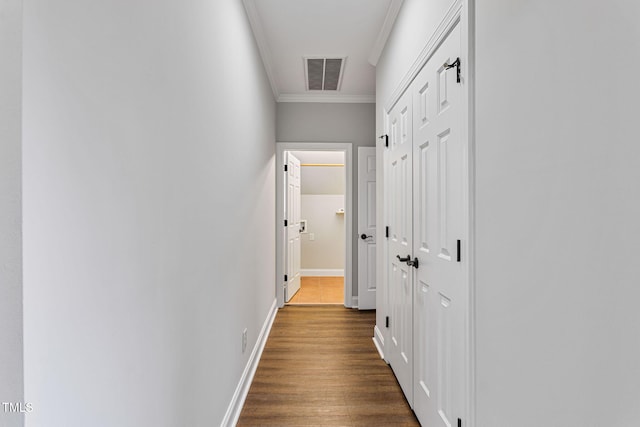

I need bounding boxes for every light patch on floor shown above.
[288,276,343,305]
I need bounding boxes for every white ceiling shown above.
[243,0,403,103]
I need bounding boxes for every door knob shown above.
[396,255,411,262]
[361,234,372,240]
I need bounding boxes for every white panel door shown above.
[412,23,466,427]
[285,152,302,302]
[358,147,377,310]
[386,90,414,404]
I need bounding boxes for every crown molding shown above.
[368,0,404,66]
[242,0,279,99]
[277,93,376,104]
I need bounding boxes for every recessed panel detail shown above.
[419,82,429,127]
[367,155,376,173]
[419,141,430,254]
[438,293,452,427]
[438,129,452,260]
[401,107,409,145]
[438,64,450,113]
[390,262,400,349]
[391,160,398,241]
[391,119,398,149]
[367,245,376,290]
[401,154,409,247]
[417,279,431,400]
[401,268,411,369]
[367,182,376,227]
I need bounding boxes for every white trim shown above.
[373,325,386,360]
[300,269,344,277]
[462,1,476,426]
[242,0,280,99]
[221,298,278,427]
[368,0,405,66]
[375,109,390,370]
[384,0,463,112]
[276,143,354,309]
[277,93,375,104]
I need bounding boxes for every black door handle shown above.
[444,57,461,83]
[361,234,372,240]
[407,257,419,269]
[396,255,411,262]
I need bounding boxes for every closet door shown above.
[412,23,466,427]
[386,89,414,404]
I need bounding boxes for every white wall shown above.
[292,151,345,195]
[277,103,375,295]
[0,0,24,426]
[22,1,276,426]
[300,195,345,271]
[475,1,640,425]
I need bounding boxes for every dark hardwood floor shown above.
[237,306,419,426]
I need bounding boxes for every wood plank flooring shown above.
[238,306,419,426]
[289,276,344,305]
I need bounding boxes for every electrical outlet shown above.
[309,233,315,241]
[242,328,248,354]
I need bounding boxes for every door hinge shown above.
[385,316,390,328]
[458,418,462,427]
[284,219,288,227]
[284,164,288,172]
[444,57,461,83]
[385,226,389,239]
[457,239,461,262]
[379,134,389,148]
[284,274,288,282]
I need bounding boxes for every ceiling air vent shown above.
[304,57,346,91]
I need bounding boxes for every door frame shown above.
[275,142,354,308]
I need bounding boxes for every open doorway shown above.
[287,150,345,304]
[275,143,353,308]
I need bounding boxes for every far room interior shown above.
[285,150,345,305]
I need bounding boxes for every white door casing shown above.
[275,143,354,309]
[411,23,467,427]
[285,152,301,302]
[358,147,377,310]
[385,89,414,405]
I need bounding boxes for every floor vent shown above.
[304,57,345,91]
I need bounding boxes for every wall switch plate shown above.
[309,233,315,241]
[242,328,247,353]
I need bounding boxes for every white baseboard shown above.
[221,298,278,427]
[300,269,344,277]
[373,325,386,361]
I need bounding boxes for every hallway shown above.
[238,306,419,426]
[5,0,640,425]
